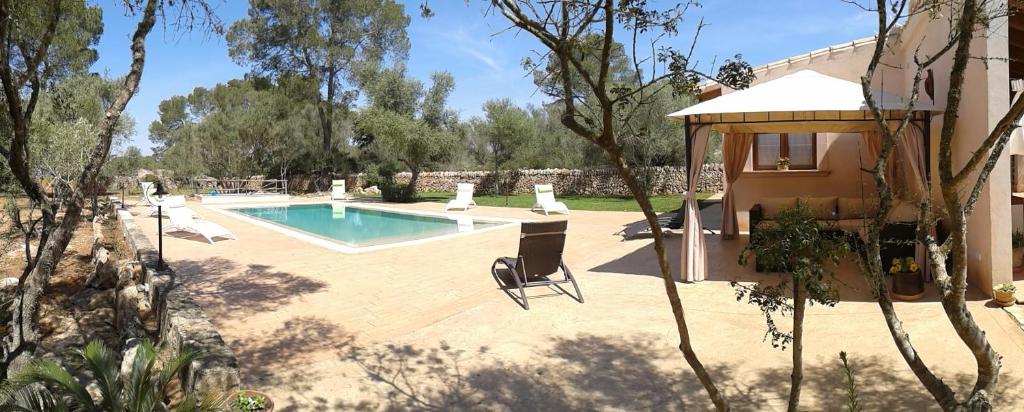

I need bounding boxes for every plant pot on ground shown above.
[234,390,274,412]
[993,283,1016,307]
[1013,230,1024,268]
[890,257,925,301]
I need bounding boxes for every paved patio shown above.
[131,199,1024,411]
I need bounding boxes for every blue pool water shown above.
[232,204,503,247]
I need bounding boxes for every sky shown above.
[90,1,879,155]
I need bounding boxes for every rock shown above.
[119,339,141,384]
[364,185,381,195]
[116,260,142,290]
[1,277,18,291]
[116,285,145,340]
[87,247,117,289]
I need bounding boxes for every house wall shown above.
[716,3,1013,293]
[887,5,1013,293]
[733,133,876,232]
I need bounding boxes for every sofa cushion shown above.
[800,196,838,220]
[838,197,880,220]
[759,197,798,219]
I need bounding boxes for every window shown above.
[753,132,817,170]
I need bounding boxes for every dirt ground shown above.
[130,197,1024,411]
[0,201,123,363]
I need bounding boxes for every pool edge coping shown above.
[202,200,525,254]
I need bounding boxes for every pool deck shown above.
[130,198,1024,411]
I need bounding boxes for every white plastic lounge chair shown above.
[331,180,347,200]
[140,182,186,217]
[532,184,570,215]
[165,207,236,244]
[445,183,477,211]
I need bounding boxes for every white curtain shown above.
[721,133,754,240]
[682,127,712,282]
[897,126,931,281]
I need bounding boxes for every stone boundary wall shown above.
[115,209,241,396]
[350,164,725,196]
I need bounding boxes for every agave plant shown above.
[0,339,225,411]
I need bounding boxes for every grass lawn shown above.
[413,191,713,213]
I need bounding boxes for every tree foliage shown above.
[227,0,411,161]
[148,77,324,179]
[737,202,848,411]
[354,67,458,201]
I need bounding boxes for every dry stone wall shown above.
[351,164,724,196]
[115,208,241,397]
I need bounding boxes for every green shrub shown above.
[140,173,161,183]
[1013,230,1024,249]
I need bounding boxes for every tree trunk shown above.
[317,67,337,154]
[2,0,159,377]
[406,167,420,201]
[788,281,805,412]
[608,150,730,411]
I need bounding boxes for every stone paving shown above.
[131,198,1024,411]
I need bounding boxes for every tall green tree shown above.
[355,68,458,200]
[226,0,411,165]
[479,98,532,202]
[148,78,321,179]
[490,1,754,409]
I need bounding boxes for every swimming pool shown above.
[228,203,509,249]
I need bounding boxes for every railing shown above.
[192,178,288,196]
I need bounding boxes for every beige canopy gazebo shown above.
[667,70,940,282]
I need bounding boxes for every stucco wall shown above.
[889,6,1013,292]
[733,133,876,231]
[714,6,1014,293]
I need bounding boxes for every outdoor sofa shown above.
[749,196,919,272]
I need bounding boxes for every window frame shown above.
[752,132,818,171]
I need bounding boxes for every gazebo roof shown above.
[668,70,939,132]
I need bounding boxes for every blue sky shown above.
[91,1,878,154]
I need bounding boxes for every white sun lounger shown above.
[532,184,570,215]
[445,183,477,211]
[140,182,186,217]
[165,207,236,244]
[331,179,348,200]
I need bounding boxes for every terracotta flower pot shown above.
[993,289,1016,307]
[235,390,274,412]
[891,270,925,301]
[1014,248,1024,268]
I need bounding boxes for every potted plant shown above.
[993,283,1016,307]
[890,257,925,301]
[776,157,791,171]
[1013,231,1024,268]
[234,390,274,412]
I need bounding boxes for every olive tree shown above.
[856,0,1022,409]
[0,0,219,377]
[487,1,754,409]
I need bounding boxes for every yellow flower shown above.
[889,266,899,274]
[908,263,919,272]
[891,258,900,266]
[906,257,917,266]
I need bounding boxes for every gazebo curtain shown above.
[861,127,932,281]
[682,127,712,282]
[721,133,755,239]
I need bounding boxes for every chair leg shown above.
[561,261,583,303]
[491,259,529,310]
